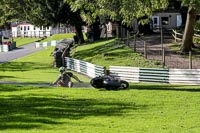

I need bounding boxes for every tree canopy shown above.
[0,0,169,27]
[7,0,200,50]
[69,0,168,26]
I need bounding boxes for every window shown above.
[24,26,26,31]
[154,18,158,24]
[162,17,169,25]
[21,26,23,30]
[34,26,36,30]
[27,26,30,30]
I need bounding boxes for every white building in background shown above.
[11,22,52,38]
[151,12,182,32]
[11,22,75,38]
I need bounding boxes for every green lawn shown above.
[41,33,87,42]
[13,33,84,47]
[0,47,90,83]
[41,33,76,42]
[0,84,199,133]
[1,36,200,132]
[13,38,41,47]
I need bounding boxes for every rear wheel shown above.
[119,81,129,89]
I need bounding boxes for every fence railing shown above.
[109,66,200,85]
[172,29,200,43]
[65,57,105,78]
[122,31,200,69]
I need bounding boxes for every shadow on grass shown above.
[0,62,51,72]
[0,75,16,80]
[129,83,200,92]
[0,86,148,130]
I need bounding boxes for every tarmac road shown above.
[0,43,44,64]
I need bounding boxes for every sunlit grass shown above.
[0,84,199,133]
[13,38,41,47]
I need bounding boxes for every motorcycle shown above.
[90,75,129,90]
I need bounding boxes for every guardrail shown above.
[169,69,200,85]
[109,66,200,85]
[64,57,200,85]
[0,42,16,52]
[35,40,61,48]
[65,57,105,78]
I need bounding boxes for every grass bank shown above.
[72,39,162,68]
[0,84,199,133]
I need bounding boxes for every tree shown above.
[24,0,85,44]
[0,0,85,44]
[0,0,27,29]
[180,0,200,53]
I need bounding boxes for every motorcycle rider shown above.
[53,67,82,87]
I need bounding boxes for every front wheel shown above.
[119,80,129,90]
[90,78,103,88]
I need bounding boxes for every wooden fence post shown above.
[189,51,192,69]
[144,41,147,59]
[162,48,165,68]
[127,31,129,46]
[134,35,136,52]
[175,30,177,43]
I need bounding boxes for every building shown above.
[11,22,52,38]
[11,22,75,38]
[151,11,182,32]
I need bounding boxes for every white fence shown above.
[12,31,51,38]
[169,69,200,85]
[65,57,105,78]
[109,66,139,82]
[109,66,200,85]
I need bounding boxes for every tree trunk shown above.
[180,7,197,53]
[91,21,101,41]
[75,25,84,44]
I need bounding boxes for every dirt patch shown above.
[129,33,200,69]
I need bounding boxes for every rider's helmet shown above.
[59,67,65,73]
